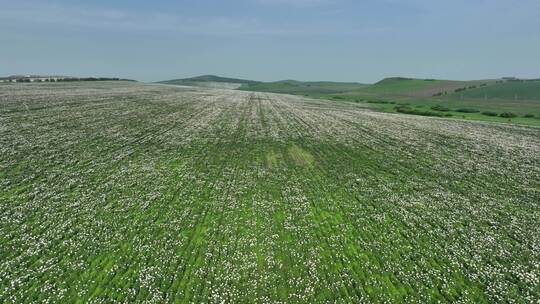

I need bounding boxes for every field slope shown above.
[0,82,539,303]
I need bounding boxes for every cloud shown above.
[0,1,362,37]
[0,3,162,30]
[0,2,265,36]
[0,0,408,38]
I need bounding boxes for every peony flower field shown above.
[0,81,538,303]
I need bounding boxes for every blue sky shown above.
[1,0,539,83]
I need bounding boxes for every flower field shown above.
[0,81,539,303]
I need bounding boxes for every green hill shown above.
[449,79,540,100]
[360,77,495,97]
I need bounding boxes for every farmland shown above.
[1,81,539,303]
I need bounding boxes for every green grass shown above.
[353,98,540,126]
[0,82,539,302]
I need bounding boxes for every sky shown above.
[1,0,539,83]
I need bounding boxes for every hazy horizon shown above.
[1,0,539,83]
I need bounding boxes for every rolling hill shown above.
[158,75,493,98]
[158,75,260,89]
[240,80,368,95]
[359,77,499,97]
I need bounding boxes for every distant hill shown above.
[159,76,367,94]
[238,77,500,98]
[158,75,260,89]
[177,75,260,84]
[240,80,368,95]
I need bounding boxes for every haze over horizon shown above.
[1,0,539,83]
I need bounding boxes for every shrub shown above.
[499,112,517,118]
[431,105,451,112]
[395,106,450,118]
[482,111,498,117]
[456,108,480,113]
[524,113,535,118]
[367,100,396,105]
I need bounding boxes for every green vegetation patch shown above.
[395,105,452,117]
[266,149,280,168]
[288,144,315,167]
